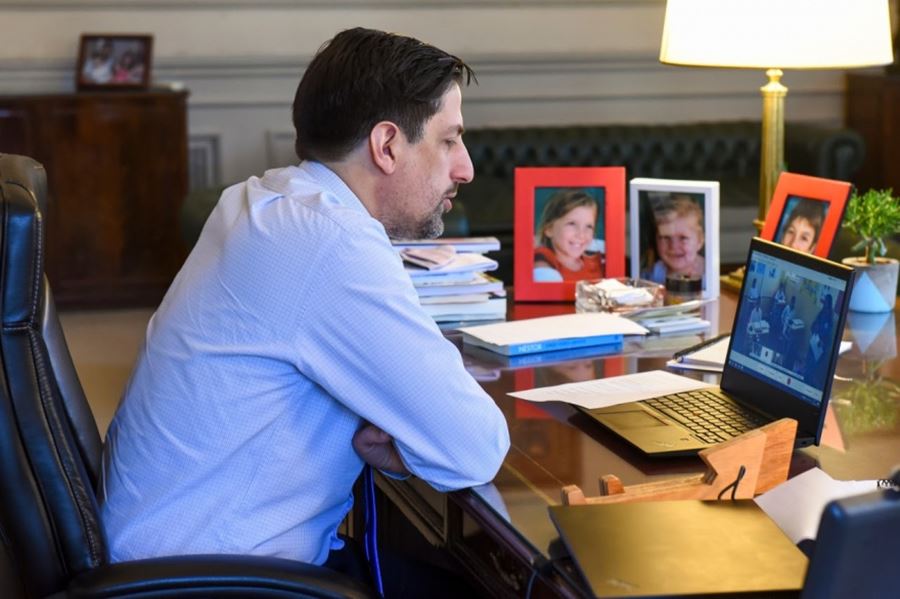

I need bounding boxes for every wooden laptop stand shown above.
[562,418,796,505]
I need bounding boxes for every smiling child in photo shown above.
[642,194,705,284]
[533,188,605,282]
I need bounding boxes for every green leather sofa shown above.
[454,120,865,283]
[181,120,864,285]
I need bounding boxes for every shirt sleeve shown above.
[292,224,510,492]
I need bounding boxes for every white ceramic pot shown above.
[842,257,899,313]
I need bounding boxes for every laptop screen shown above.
[727,244,848,408]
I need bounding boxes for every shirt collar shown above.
[299,161,369,216]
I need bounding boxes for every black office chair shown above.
[800,468,900,598]
[0,154,374,598]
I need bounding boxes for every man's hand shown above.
[352,423,410,476]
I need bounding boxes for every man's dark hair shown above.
[292,27,475,162]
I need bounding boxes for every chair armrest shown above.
[785,123,866,182]
[66,554,376,598]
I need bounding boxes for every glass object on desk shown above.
[575,277,664,313]
[665,274,702,305]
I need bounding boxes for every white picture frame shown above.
[629,178,719,300]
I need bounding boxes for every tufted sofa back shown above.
[465,122,765,184]
[454,120,865,281]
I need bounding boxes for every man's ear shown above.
[369,121,402,175]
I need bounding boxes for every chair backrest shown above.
[0,154,108,598]
[801,478,900,598]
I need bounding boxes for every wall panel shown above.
[0,1,852,183]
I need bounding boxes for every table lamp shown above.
[659,0,893,288]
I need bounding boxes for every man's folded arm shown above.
[297,232,510,491]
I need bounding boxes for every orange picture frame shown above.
[759,172,852,258]
[513,167,626,302]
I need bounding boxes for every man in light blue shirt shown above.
[99,27,510,586]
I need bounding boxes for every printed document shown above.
[754,467,881,544]
[508,369,712,410]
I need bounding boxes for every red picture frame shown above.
[759,172,852,258]
[514,167,625,302]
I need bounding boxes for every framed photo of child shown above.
[629,178,720,300]
[76,34,153,90]
[514,167,626,302]
[759,172,852,258]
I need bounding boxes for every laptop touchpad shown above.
[602,410,668,429]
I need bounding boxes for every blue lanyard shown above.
[363,465,385,596]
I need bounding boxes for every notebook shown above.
[549,500,807,597]
[585,237,855,456]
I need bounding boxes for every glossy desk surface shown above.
[436,294,900,595]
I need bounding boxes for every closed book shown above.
[414,273,504,298]
[460,331,623,356]
[640,316,711,335]
[405,252,498,277]
[421,296,507,323]
[392,236,501,254]
[458,312,647,357]
[464,342,622,369]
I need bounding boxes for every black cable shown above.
[717,465,747,500]
[526,553,572,599]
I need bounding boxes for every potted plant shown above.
[841,188,900,313]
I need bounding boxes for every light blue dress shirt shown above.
[99,162,510,565]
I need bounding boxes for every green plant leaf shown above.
[843,188,900,262]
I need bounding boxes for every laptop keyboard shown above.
[645,389,768,445]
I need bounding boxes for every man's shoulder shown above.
[256,165,373,229]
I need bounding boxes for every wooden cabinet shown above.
[845,72,900,193]
[0,91,188,308]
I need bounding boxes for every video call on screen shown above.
[728,250,846,406]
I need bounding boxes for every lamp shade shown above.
[660,0,894,69]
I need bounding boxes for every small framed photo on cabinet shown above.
[76,34,153,90]
[629,178,720,300]
[514,166,626,302]
[759,172,851,258]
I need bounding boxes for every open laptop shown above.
[586,237,855,456]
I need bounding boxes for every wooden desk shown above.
[369,295,900,598]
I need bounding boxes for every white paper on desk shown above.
[458,312,647,346]
[508,369,712,410]
[754,467,880,544]
[666,338,852,373]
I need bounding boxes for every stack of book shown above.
[393,237,506,324]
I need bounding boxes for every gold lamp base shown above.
[721,69,786,293]
[721,267,746,292]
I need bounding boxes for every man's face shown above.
[381,83,474,239]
